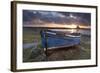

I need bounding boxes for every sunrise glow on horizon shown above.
[23,23,90,29]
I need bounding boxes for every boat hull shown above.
[40,30,80,49]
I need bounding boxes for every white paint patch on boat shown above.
[65,34,80,38]
[46,31,56,35]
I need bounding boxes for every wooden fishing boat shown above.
[40,29,80,50]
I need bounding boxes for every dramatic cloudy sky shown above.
[23,10,91,28]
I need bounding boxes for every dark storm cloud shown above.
[23,10,91,26]
[58,12,91,25]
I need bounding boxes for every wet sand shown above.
[23,43,90,62]
[46,45,90,61]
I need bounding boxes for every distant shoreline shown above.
[23,26,90,30]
